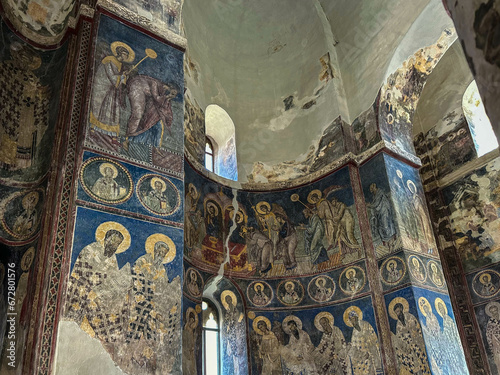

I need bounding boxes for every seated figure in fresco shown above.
[243,226,274,276]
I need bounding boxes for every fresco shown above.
[62,207,183,374]
[184,94,206,165]
[113,0,183,35]
[85,15,184,175]
[379,255,407,288]
[0,24,68,182]
[351,103,380,155]
[475,298,500,374]
[185,162,364,277]
[441,156,500,272]
[181,300,202,375]
[77,151,184,222]
[247,296,383,374]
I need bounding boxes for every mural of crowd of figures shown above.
[360,152,437,258]
[84,15,184,176]
[59,208,183,374]
[0,20,68,372]
[247,296,383,374]
[385,287,468,375]
[442,156,500,272]
[184,161,364,278]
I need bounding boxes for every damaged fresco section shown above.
[184,94,205,166]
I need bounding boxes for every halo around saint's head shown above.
[22,191,39,209]
[285,281,295,290]
[206,202,219,216]
[418,297,432,317]
[186,307,199,328]
[256,201,271,215]
[188,183,199,199]
[314,311,334,332]
[434,298,447,317]
[388,296,409,320]
[99,162,118,178]
[150,177,167,192]
[254,282,264,292]
[307,189,322,204]
[386,259,397,271]
[480,272,492,284]
[282,315,302,334]
[95,221,131,254]
[486,301,500,318]
[253,316,271,335]
[315,277,326,287]
[21,246,35,271]
[221,290,237,310]
[145,233,176,264]
[110,41,135,62]
[407,180,417,194]
[343,306,363,327]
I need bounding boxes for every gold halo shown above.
[343,306,363,327]
[228,207,245,224]
[346,267,356,277]
[284,281,295,291]
[21,246,35,271]
[434,298,447,317]
[145,233,176,264]
[430,262,438,272]
[186,307,199,328]
[253,316,271,335]
[256,201,271,215]
[95,221,131,254]
[386,259,397,271]
[206,202,219,217]
[314,311,334,332]
[150,177,167,192]
[480,272,492,284]
[307,189,322,204]
[22,191,39,209]
[253,282,264,292]
[486,302,500,318]
[188,183,199,199]
[388,297,409,320]
[145,48,157,59]
[99,162,118,178]
[418,297,432,317]
[315,277,326,288]
[247,311,256,320]
[396,170,403,179]
[110,41,135,62]
[195,304,202,314]
[189,269,198,281]
[290,193,300,202]
[407,180,417,194]
[221,290,237,310]
[282,315,302,334]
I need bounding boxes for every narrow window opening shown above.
[202,298,220,375]
[205,137,215,172]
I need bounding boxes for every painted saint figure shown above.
[386,259,402,283]
[274,204,298,270]
[143,177,172,214]
[253,316,282,374]
[13,191,39,238]
[282,315,317,374]
[486,301,500,373]
[186,269,201,297]
[252,283,270,306]
[368,183,396,250]
[221,290,245,374]
[182,308,198,375]
[91,163,125,201]
[281,281,300,305]
[313,277,332,302]
[313,312,350,374]
[303,207,329,265]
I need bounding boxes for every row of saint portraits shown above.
[77,153,183,219]
[184,254,446,308]
[184,154,437,279]
[84,15,185,174]
[182,289,468,375]
[59,208,184,374]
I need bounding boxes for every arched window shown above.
[205,104,238,181]
[462,80,499,157]
[205,137,215,172]
[202,299,220,375]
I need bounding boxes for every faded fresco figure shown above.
[313,312,350,374]
[91,162,125,200]
[407,180,435,253]
[303,207,329,265]
[389,298,431,375]
[253,316,282,375]
[282,315,317,374]
[274,204,298,271]
[313,277,332,302]
[486,301,500,373]
[143,177,172,214]
[13,191,39,238]
[386,259,402,283]
[346,268,361,294]
[253,201,280,256]
[410,257,426,282]
[479,272,497,297]
[244,226,274,276]
[182,308,198,375]
[280,281,300,305]
[419,297,445,374]
[252,283,270,306]
[185,183,203,249]
[221,290,245,375]
[65,222,132,346]
[368,183,397,251]
[186,269,201,297]
[344,307,382,375]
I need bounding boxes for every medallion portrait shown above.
[408,255,427,283]
[427,260,445,288]
[247,281,273,307]
[339,266,366,295]
[473,270,500,298]
[185,268,203,298]
[1,189,44,240]
[137,174,180,216]
[380,256,406,286]
[308,275,335,302]
[80,157,133,204]
[277,279,304,306]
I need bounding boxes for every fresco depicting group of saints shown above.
[184,179,364,277]
[64,221,181,374]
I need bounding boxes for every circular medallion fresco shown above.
[339,266,366,296]
[80,157,133,204]
[307,275,335,302]
[185,268,203,298]
[408,255,427,283]
[473,270,500,299]
[247,281,273,307]
[380,256,406,286]
[136,174,180,216]
[1,189,44,241]
[277,279,304,306]
[427,260,445,288]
